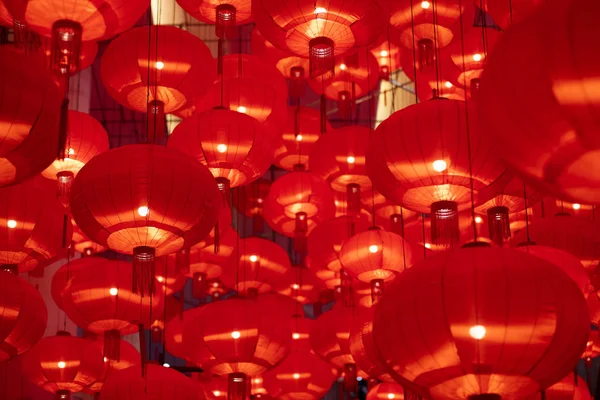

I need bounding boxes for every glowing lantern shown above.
[231,178,271,233]
[85,338,140,394]
[275,266,324,305]
[369,28,404,80]
[349,308,393,382]
[71,221,105,256]
[480,0,543,29]
[154,256,187,296]
[175,0,252,38]
[367,383,405,400]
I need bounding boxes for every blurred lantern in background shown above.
[176,0,252,39]
[275,265,324,305]
[84,338,141,395]
[367,382,405,400]
[232,178,271,234]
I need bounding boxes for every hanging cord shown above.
[421,214,427,259]
[400,207,408,271]
[62,250,71,332]
[431,0,441,94]
[522,183,531,242]
[409,0,420,104]
[366,46,377,228]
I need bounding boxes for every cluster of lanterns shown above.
[0,0,599,399]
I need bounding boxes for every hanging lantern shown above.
[372,245,590,399]
[164,306,205,363]
[221,237,291,296]
[154,256,187,296]
[101,363,198,399]
[85,338,141,395]
[273,106,332,171]
[0,355,57,399]
[275,265,324,305]
[69,144,221,297]
[252,0,387,78]
[369,28,403,81]
[21,332,106,399]
[0,268,47,361]
[365,191,419,235]
[168,107,275,190]
[367,99,505,246]
[263,168,336,254]
[0,48,61,187]
[41,111,109,207]
[542,374,591,400]
[479,0,543,29]
[367,383,405,400]
[0,177,70,273]
[339,227,412,303]
[309,125,372,217]
[175,0,252,38]
[54,259,164,362]
[101,26,216,142]
[71,221,106,256]
[231,178,271,233]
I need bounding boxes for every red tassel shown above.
[57,171,74,208]
[214,220,221,254]
[289,66,306,98]
[57,99,69,160]
[147,100,165,143]
[192,272,208,299]
[13,19,40,51]
[343,363,358,394]
[61,213,68,249]
[338,90,352,120]
[176,249,190,274]
[103,329,121,362]
[294,212,308,254]
[138,324,146,377]
[346,183,361,216]
[487,206,510,246]
[228,373,249,400]
[309,37,334,79]
[370,279,384,305]
[470,78,481,100]
[430,201,460,247]
[380,65,390,81]
[417,38,435,72]
[132,246,156,297]
[389,214,403,236]
[320,94,328,134]
[216,4,237,39]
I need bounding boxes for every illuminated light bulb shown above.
[163,363,170,368]
[103,357,108,362]
[573,203,581,210]
[155,61,165,70]
[340,63,347,71]
[475,216,483,224]
[68,147,75,155]
[388,394,396,400]
[293,373,300,379]
[137,206,149,217]
[257,198,263,204]
[292,283,300,290]
[109,287,119,296]
[368,245,378,253]
[346,156,355,164]
[7,219,17,229]
[249,254,258,263]
[296,134,303,142]
[469,325,486,340]
[432,159,447,172]
[213,391,221,397]
[314,6,327,14]
[237,106,247,113]
[57,361,66,369]
[292,333,300,340]
[472,53,482,62]
[421,1,431,9]
[157,276,164,283]
[217,143,228,153]
[231,331,241,339]
[380,50,389,57]
[212,281,220,288]
[424,243,431,249]
[444,81,453,88]
[254,378,261,384]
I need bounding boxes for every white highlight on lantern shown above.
[157,276,164,283]
[421,1,431,9]
[163,363,170,368]
[292,283,300,290]
[237,106,247,113]
[213,391,222,397]
[293,373,300,379]
[296,134,303,142]
[104,357,108,362]
[109,287,119,296]
[388,394,396,399]
[155,61,165,70]
[444,81,453,88]
[347,156,356,164]
[7,220,17,229]
[138,206,150,217]
[469,325,486,340]
[314,6,327,14]
[249,254,258,263]
[424,243,432,249]
[231,331,241,339]
[369,245,379,253]
[573,203,581,210]
[380,50,389,57]
[292,332,300,340]
[472,53,482,62]
[432,159,447,172]
[475,216,483,224]
[217,143,228,153]
[57,361,66,369]
[68,147,75,155]
[340,64,347,71]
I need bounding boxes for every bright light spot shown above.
[475,216,483,224]
[103,357,108,362]
[292,283,300,290]
[472,53,482,62]
[7,220,17,229]
[138,206,150,217]
[213,391,222,397]
[157,276,164,283]
[432,159,447,172]
[340,64,347,71]
[257,198,263,204]
[217,143,228,153]
[249,254,258,263]
[109,287,119,296]
[380,50,389,57]
[231,331,241,339]
[388,394,396,400]
[155,61,165,70]
[237,106,247,113]
[573,203,581,210]
[296,134,303,142]
[254,378,261,384]
[368,245,378,253]
[346,156,355,164]
[444,81,453,88]
[212,281,220,288]
[421,1,431,9]
[314,6,327,14]
[424,243,431,249]
[163,363,170,368]
[292,332,300,340]
[68,147,75,155]
[57,361,66,369]
[293,373,300,379]
[356,376,363,381]
[469,325,486,340]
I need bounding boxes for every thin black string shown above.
[523,183,531,242]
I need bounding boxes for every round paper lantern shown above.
[366,99,505,245]
[309,125,371,216]
[252,0,387,78]
[221,237,291,295]
[69,144,221,296]
[480,0,543,29]
[349,308,393,382]
[41,110,109,206]
[273,106,332,171]
[168,107,274,189]
[263,168,336,253]
[56,258,164,361]
[86,338,141,394]
[478,2,600,204]
[0,48,61,187]
[0,355,56,400]
[154,256,187,296]
[373,245,590,400]
[287,315,315,353]
[275,266,324,305]
[339,227,411,302]
[101,26,216,141]
[176,0,251,37]
[165,306,205,362]
[367,383,405,400]
[232,178,271,233]
[0,269,47,361]
[101,363,198,400]
[529,374,590,400]
[366,191,419,234]
[0,177,70,273]
[369,28,404,80]
[71,221,105,256]
[21,332,106,398]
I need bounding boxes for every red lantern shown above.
[100,363,198,399]
[85,338,141,394]
[273,106,332,171]
[0,355,56,400]
[221,237,291,296]
[165,306,205,363]
[232,178,271,233]
[479,0,543,29]
[101,26,216,142]
[71,221,105,256]
[0,48,61,187]
[339,227,412,303]
[175,0,252,38]
[309,125,372,216]
[287,315,315,353]
[41,111,109,207]
[542,374,591,400]
[367,383,405,400]
[369,28,404,80]
[366,191,419,235]
[155,256,187,296]
[349,308,393,382]
[0,269,47,361]
[55,259,164,361]
[252,0,387,78]
[69,144,221,296]
[367,99,505,245]
[275,265,324,305]
[0,177,70,273]
[21,331,106,398]
[168,108,274,189]
[373,245,590,399]
[263,168,336,254]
